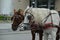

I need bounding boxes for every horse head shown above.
[11,9,24,31]
[17,7,34,30]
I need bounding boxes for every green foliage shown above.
[0,15,11,20]
[0,15,4,20]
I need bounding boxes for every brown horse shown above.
[30,21,43,40]
[11,9,24,31]
[11,8,43,40]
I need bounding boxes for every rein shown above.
[41,13,56,24]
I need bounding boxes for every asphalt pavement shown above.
[0,23,60,40]
[0,23,39,40]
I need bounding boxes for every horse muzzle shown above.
[12,24,18,31]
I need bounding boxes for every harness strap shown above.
[42,13,56,23]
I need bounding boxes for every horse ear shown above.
[14,9,16,14]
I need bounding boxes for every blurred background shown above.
[0,0,60,40]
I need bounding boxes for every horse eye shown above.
[27,15,31,20]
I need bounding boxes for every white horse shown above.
[24,7,60,26]
[23,7,60,40]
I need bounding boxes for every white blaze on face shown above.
[23,6,32,24]
[23,13,31,23]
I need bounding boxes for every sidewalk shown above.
[0,30,31,35]
[0,20,11,23]
[0,23,11,29]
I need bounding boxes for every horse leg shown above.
[31,30,35,40]
[56,29,60,40]
[39,30,43,40]
[56,34,59,40]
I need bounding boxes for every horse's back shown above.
[31,8,50,23]
[50,10,60,26]
[31,8,59,26]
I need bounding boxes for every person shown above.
[43,10,60,40]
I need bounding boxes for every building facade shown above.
[0,0,60,14]
[0,0,29,14]
[12,0,29,10]
[13,0,60,12]
[29,0,60,11]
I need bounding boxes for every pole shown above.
[48,0,51,9]
[35,0,37,8]
[48,0,53,26]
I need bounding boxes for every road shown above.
[0,30,32,40]
[0,23,39,40]
[0,23,12,29]
[0,30,39,40]
[0,23,60,40]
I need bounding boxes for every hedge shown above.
[0,15,11,20]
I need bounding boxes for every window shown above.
[29,0,55,9]
[58,11,60,16]
[37,0,48,8]
[29,0,36,7]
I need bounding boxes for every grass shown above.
[0,15,12,23]
[0,20,11,23]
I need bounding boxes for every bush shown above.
[0,15,4,20]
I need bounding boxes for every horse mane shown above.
[11,9,24,21]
